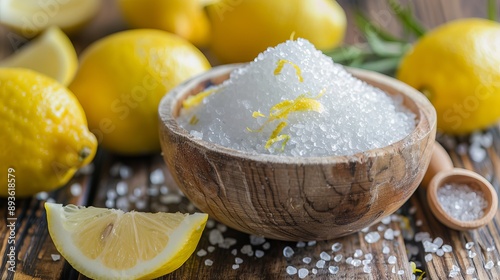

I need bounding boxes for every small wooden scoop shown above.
[422,142,498,231]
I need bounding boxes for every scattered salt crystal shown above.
[207,246,215,253]
[232,264,239,270]
[255,250,264,258]
[51,254,60,261]
[365,253,373,260]
[393,230,401,237]
[286,266,297,275]
[37,191,49,200]
[485,260,494,269]
[206,219,215,228]
[468,250,476,258]
[414,232,430,242]
[250,235,266,246]
[296,241,306,248]
[381,216,392,225]
[231,249,237,256]
[70,183,82,196]
[105,199,114,208]
[311,268,317,275]
[116,197,129,210]
[465,242,474,249]
[409,206,417,215]
[449,271,459,278]
[320,251,331,261]
[205,259,213,266]
[150,169,165,184]
[235,257,243,264]
[334,254,343,262]
[388,256,396,264]
[415,220,423,227]
[209,229,224,245]
[384,228,394,240]
[437,183,487,221]
[363,265,372,273]
[262,242,271,250]
[433,237,444,248]
[197,249,207,257]
[178,39,415,157]
[423,240,438,253]
[106,189,117,200]
[466,266,475,274]
[119,165,132,179]
[346,257,353,265]
[383,246,390,254]
[239,244,252,254]
[331,242,342,252]
[361,227,370,233]
[160,194,182,204]
[302,257,311,264]
[362,259,371,265]
[307,241,316,246]
[219,237,237,249]
[217,224,227,232]
[441,245,453,253]
[451,265,460,272]
[354,249,363,258]
[425,254,433,262]
[116,182,128,196]
[160,185,169,195]
[352,259,362,267]
[283,246,294,258]
[377,225,386,232]
[298,268,309,279]
[148,186,159,196]
[456,143,468,155]
[329,266,339,274]
[397,270,404,275]
[436,249,444,257]
[469,143,486,162]
[487,246,496,252]
[365,232,381,243]
[316,260,325,268]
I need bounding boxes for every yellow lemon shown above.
[69,29,210,155]
[45,203,208,279]
[119,0,211,47]
[0,26,78,86]
[397,18,500,134]
[207,0,346,63]
[0,0,100,36]
[0,68,97,197]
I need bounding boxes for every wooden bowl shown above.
[159,64,437,241]
[427,168,498,231]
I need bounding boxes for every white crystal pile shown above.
[437,183,488,221]
[178,39,415,157]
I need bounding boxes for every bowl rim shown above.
[159,63,437,165]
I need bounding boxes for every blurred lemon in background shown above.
[119,0,211,47]
[0,68,97,197]
[0,0,100,36]
[0,27,78,86]
[397,18,500,134]
[69,29,211,155]
[207,0,346,63]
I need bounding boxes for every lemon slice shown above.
[0,27,78,85]
[0,0,100,35]
[45,203,208,280]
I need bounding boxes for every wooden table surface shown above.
[2,0,500,279]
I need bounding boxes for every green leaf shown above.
[488,0,497,21]
[358,57,402,76]
[354,11,405,43]
[388,0,426,37]
[364,27,411,57]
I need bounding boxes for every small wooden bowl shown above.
[427,168,498,231]
[159,64,437,241]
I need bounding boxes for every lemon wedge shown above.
[0,0,100,35]
[0,27,78,85]
[45,203,208,280]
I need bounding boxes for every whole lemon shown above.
[69,29,210,155]
[118,0,211,47]
[397,18,500,134]
[207,0,346,63]
[0,68,97,197]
